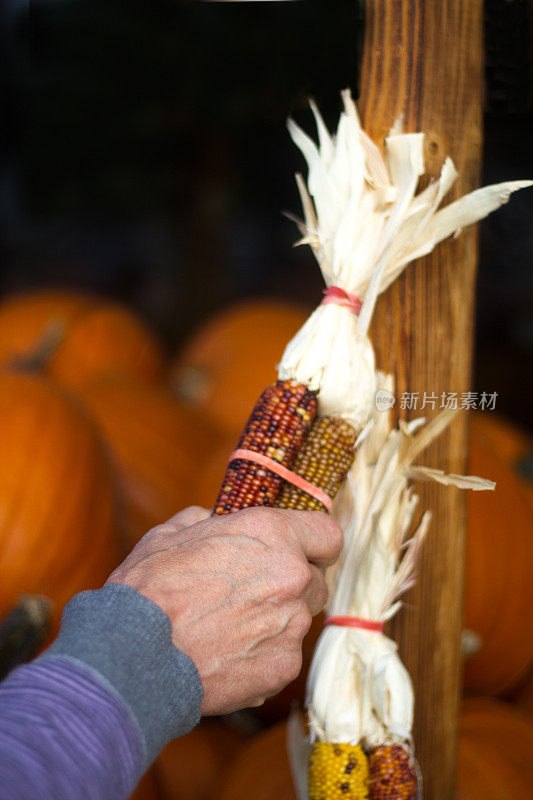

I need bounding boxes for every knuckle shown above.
[263,668,284,696]
[313,569,328,603]
[286,650,303,683]
[263,648,302,695]
[237,507,280,542]
[323,516,344,555]
[294,605,312,637]
[315,571,329,606]
[149,523,171,538]
[182,505,210,523]
[186,504,207,515]
[286,560,312,596]
[255,508,293,541]
[149,518,182,539]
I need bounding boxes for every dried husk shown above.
[306,393,494,751]
[287,382,494,800]
[278,90,531,429]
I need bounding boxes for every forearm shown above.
[0,583,203,800]
[0,658,143,800]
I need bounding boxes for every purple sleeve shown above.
[0,584,203,800]
[0,659,144,800]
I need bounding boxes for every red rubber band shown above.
[324,615,384,632]
[321,286,363,315]
[227,449,333,513]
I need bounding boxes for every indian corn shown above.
[368,745,418,800]
[213,379,316,514]
[308,741,369,800]
[275,416,356,512]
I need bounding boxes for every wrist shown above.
[38,583,204,766]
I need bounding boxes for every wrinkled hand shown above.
[107,505,342,715]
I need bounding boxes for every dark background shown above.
[2,0,532,430]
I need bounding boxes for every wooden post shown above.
[358,3,483,799]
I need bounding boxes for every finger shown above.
[301,563,329,616]
[164,506,211,529]
[148,506,211,544]
[248,697,266,708]
[280,510,343,568]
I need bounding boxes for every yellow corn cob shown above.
[308,741,369,800]
[275,416,356,512]
[213,379,317,514]
[368,745,418,800]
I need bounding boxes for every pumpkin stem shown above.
[0,594,52,681]
[8,320,66,373]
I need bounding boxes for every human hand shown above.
[107,505,342,715]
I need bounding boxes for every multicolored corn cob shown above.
[308,741,369,800]
[213,379,317,515]
[275,416,356,512]
[368,746,418,800]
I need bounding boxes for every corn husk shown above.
[306,387,494,750]
[278,90,532,429]
[287,377,494,800]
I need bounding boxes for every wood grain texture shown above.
[358,3,483,799]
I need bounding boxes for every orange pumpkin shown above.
[49,305,165,390]
[188,435,236,510]
[0,373,119,629]
[215,720,297,800]
[457,697,533,800]
[510,668,533,716]
[0,290,92,366]
[170,299,311,437]
[470,412,533,509]
[463,424,533,694]
[154,719,244,800]
[129,770,162,800]
[76,378,219,549]
[0,290,165,389]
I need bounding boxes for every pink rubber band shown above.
[324,615,384,633]
[227,448,334,513]
[321,286,363,315]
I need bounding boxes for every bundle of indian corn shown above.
[210,91,530,796]
[286,375,494,800]
[213,90,529,518]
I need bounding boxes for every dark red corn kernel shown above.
[368,745,417,800]
[213,380,317,515]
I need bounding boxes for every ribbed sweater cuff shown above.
[39,583,203,766]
